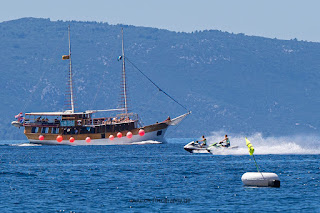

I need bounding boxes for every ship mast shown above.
[68,25,75,113]
[121,28,128,115]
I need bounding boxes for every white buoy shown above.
[241,172,280,187]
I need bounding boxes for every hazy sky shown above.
[1,0,320,42]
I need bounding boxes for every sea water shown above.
[0,136,319,212]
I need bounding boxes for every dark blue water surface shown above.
[0,139,319,212]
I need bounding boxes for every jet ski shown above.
[184,141,238,153]
[183,141,211,153]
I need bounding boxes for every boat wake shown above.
[13,143,42,147]
[206,132,320,155]
[131,140,162,145]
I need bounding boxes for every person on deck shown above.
[165,116,171,122]
[219,135,230,147]
[199,135,207,147]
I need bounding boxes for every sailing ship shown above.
[11,27,190,145]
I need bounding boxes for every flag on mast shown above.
[15,112,23,119]
[62,55,70,60]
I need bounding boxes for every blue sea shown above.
[0,137,319,212]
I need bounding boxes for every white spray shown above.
[206,131,320,155]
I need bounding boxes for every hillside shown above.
[1,18,320,139]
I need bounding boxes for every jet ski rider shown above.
[199,135,207,147]
[219,135,230,147]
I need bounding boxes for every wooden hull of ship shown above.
[25,122,169,145]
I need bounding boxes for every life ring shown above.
[77,120,82,125]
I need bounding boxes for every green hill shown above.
[1,18,320,139]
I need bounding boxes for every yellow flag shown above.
[62,55,70,60]
[245,137,254,155]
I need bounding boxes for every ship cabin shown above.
[23,111,139,136]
